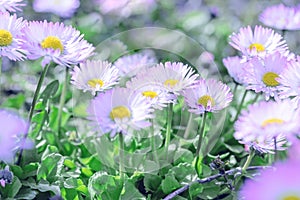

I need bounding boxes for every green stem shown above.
[251,93,260,104]
[57,67,69,137]
[196,112,207,156]
[17,63,51,165]
[242,151,255,171]
[119,133,125,182]
[274,137,278,162]
[150,119,159,164]
[233,90,248,122]
[183,113,194,139]
[28,63,51,123]
[164,103,173,153]
[232,82,238,96]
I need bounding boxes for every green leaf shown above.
[189,182,203,199]
[224,143,244,154]
[170,163,196,182]
[174,148,194,165]
[161,174,181,194]
[120,181,145,200]
[81,168,93,177]
[23,163,39,179]
[2,176,22,198]
[40,80,59,105]
[64,159,76,169]
[37,153,64,182]
[15,188,38,199]
[144,174,162,192]
[2,94,25,109]
[23,178,60,195]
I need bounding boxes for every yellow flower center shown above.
[88,79,104,88]
[198,95,215,108]
[142,90,158,98]
[110,106,131,120]
[262,72,280,87]
[261,118,284,128]
[41,36,64,52]
[0,29,13,46]
[164,79,179,87]
[249,43,265,52]
[283,196,300,200]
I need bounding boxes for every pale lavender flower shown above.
[183,79,233,114]
[240,160,300,200]
[0,0,25,13]
[140,62,199,95]
[0,12,27,61]
[22,20,94,67]
[229,25,288,58]
[222,56,247,85]
[0,110,31,163]
[278,60,300,107]
[234,100,300,153]
[244,52,288,100]
[33,0,80,18]
[260,4,300,31]
[70,60,120,95]
[126,75,175,110]
[87,87,153,137]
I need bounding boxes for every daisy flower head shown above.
[126,75,175,110]
[259,4,300,31]
[87,87,153,137]
[22,20,95,67]
[222,56,247,85]
[229,25,288,58]
[0,110,30,163]
[114,51,157,78]
[140,61,199,95]
[278,61,300,107]
[33,0,80,18]
[240,160,300,200]
[0,0,25,13]
[0,12,27,61]
[234,100,300,153]
[244,52,288,100]
[183,79,233,114]
[70,60,120,95]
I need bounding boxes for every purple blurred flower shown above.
[222,56,247,85]
[278,60,300,107]
[229,25,288,58]
[87,87,153,137]
[96,0,156,18]
[240,160,300,200]
[183,79,233,114]
[0,12,27,61]
[234,100,300,153]
[0,0,25,13]
[33,0,80,18]
[114,51,157,78]
[22,20,94,67]
[260,4,300,31]
[0,110,31,163]
[243,52,288,100]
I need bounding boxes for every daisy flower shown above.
[0,0,25,13]
[234,100,300,153]
[240,160,300,200]
[0,110,31,163]
[70,60,120,95]
[22,20,95,67]
[87,87,153,137]
[126,75,175,110]
[278,61,300,107]
[222,56,247,85]
[0,12,27,61]
[114,51,157,78]
[140,62,199,95]
[259,4,300,31]
[33,0,80,18]
[229,25,288,58]
[244,52,288,100]
[183,79,233,114]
